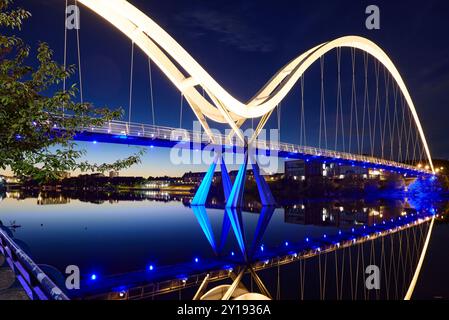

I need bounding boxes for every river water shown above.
[0,191,447,300]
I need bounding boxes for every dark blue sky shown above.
[8,0,449,176]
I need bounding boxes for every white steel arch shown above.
[78,0,434,172]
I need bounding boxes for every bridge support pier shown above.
[226,152,249,209]
[251,160,276,207]
[191,155,232,206]
[192,151,277,209]
[226,152,277,208]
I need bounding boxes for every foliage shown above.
[0,0,143,183]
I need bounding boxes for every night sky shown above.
[5,0,449,177]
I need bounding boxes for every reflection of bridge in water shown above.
[4,190,191,205]
[70,200,436,301]
[67,0,439,300]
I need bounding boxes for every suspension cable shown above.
[277,103,282,140]
[398,93,406,162]
[319,56,327,149]
[335,48,345,152]
[339,247,345,300]
[349,48,360,154]
[348,246,354,300]
[392,84,400,163]
[334,250,339,300]
[372,59,380,158]
[180,93,184,128]
[148,58,156,126]
[361,53,370,155]
[382,67,390,159]
[74,0,83,104]
[63,0,68,116]
[128,41,135,125]
[300,76,306,146]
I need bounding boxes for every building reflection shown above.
[3,190,193,205]
[284,199,414,228]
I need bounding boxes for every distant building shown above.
[145,180,171,189]
[285,159,372,180]
[182,169,261,185]
[109,171,119,178]
[329,164,369,179]
[284,159,322,180]
[182,171,214,184]
[284,160,306,181]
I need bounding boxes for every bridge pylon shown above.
[191,149,277,208]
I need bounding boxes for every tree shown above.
[0,0,143,183]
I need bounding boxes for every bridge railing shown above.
[0,227,69,300]
[82,120,429,175]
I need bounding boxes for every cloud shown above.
[176,7,274,53]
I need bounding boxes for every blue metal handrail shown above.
[0,228,69,300]
[78,120,431,175]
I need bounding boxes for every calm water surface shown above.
[0,191,448,299]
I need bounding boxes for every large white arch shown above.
[78,0,434,172]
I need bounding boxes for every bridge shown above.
[1,0,441,301]
[69,0,436,210]
[71,0,439,299]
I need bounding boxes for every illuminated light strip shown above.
[78,0,434,172]
[404,216,435,300]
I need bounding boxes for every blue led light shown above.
[93,140,97,144]
[231,251,235,256]
[194,257,199,263]
[90,274,97,281]
[260,245,264,252]
[305,237,309,242]
[148,265,154,271]
[285,241,289,247]
[323,234,327,238]
[338,230,342,235]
